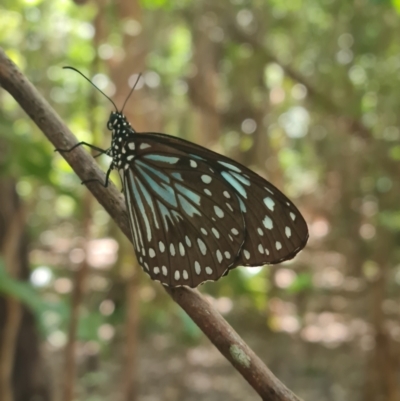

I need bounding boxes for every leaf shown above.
[391,0,400,11]
[380,211,400,231]
[0,259,67,333]
[0,258,46,313]
[286,272,313,294]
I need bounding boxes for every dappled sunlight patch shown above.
[301,312,356,347]
[274,268,297,289]
[87,238,119,269]
[309,217,330,238]
[98,324,115,341]
[54,277,73,294]
[313,267,344,289]
[30,265,53,287]
[203,295,233,315]
[243,265,263,276]
[47,330,67,349]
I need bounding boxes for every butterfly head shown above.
[107,111,127,131]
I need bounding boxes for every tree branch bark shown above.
[0,47,303,401]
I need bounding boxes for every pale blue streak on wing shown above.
[174,183,201,206]
[238,197,247,213]
[124,175,140,249]
[231,171,251,186]
[129,172,152,242]
[172,211,184,223]
[221,171,247,198]
[217,160,242,173]
[189,153,206,161]
[131,198,144,248]
[136,165,178,207]
[136,177,160,229]
[136,160,170,183]
[178,194,201,217]
[172,172,183,181]
[143,154,180,164]
[157,200,175,231]
[126,173,144,249]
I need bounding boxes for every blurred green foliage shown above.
[1,0,400,399]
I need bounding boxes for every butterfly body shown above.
[103,111,308,288]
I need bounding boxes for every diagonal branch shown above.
[0,47,303,401]
[227,22,372,140]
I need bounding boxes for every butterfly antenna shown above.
[121,73,142,114]
[63,66,118,111]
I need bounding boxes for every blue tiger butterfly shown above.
[57,67,308,288]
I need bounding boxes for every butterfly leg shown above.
[81,164,113,188]
[55,141,107,154]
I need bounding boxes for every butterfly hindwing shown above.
[214,166,309,267]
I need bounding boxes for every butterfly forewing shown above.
[121,139,245,287]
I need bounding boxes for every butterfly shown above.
[58,67,308,288]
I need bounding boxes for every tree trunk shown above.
[0,178,53,401]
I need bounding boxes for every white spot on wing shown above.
[174,271,180,280]
[149,248,156,258]
[183,270,188,280]
[276,241,282,250]
[194,261,201,275]
[243,250,250,260]
[159,241,165,252]
[216,250,223,263]
[179,242,185,256]
[211,228,220,239]
[290,212,296,221]
[128,142,135,150]
[201,175,212,184]
[258,244,264,254]
[197,238,207,255]
[263,216,273,230]
[170,243,176,256]
[264,197,275,211]
[185,236,192,247]
[140,143,151,150]
[214,206,224,218]
[205,267,213,275]
[162,266,167,276]
[285,226,292,238]
[153,267,160,274]
[190,160,197,168]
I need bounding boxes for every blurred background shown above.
[1,0,400,400]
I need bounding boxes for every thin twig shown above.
[0,47,303,401]
[227,22,372,140]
